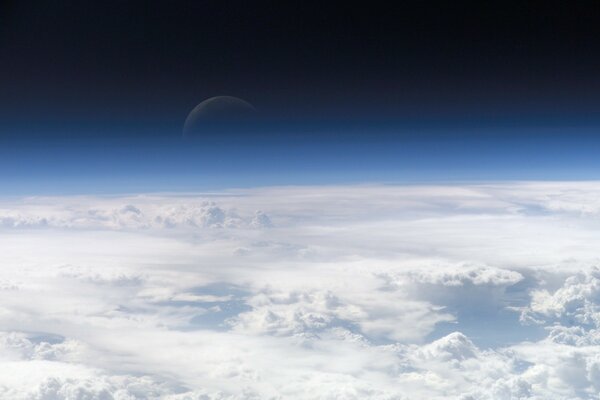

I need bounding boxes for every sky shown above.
[1,1,600,192]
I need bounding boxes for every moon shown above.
[183,96,257,138]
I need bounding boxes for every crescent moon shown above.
[183,96,256,138]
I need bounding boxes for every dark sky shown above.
[1,1,600,138]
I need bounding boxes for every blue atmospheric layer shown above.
[1,120,599,194]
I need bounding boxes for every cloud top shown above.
[2,183,600,398]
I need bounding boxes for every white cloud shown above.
[2,182,600,398]
[522,268,600,328]
[0,198,272,231]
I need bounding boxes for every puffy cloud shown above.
[228,288,452,342]
[418,331,479,361]
[0,199,272,231]
[250,211,272,228]
[522,268,600,328]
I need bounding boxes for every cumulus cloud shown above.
[0,198,273,231]
[2,183,600,398]
[522,268,600,328]
[228,288,451,342]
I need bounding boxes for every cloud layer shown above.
[2,183,600,399]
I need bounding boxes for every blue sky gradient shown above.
[1,120,599,194]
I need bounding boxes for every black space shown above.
[1,1,600,136]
